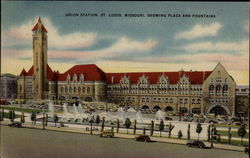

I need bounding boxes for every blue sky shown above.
[1,1,249,84]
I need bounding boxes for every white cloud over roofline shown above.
[3,17,97,49]
[175,22,222,40]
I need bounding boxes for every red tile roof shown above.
[20,63,212,84]
[57,64,106,82]
[22,64,57,81]
[20,69,27,76]
[106,71,212,85]
[32,18,47,32]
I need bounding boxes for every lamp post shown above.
[210,122,214,148]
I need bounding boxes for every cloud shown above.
[48,36,159,60]
[175,22,222,40]
[181,40,248,53]
[3,17,97,49]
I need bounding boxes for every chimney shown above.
[111,76,114,84]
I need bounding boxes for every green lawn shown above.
[215,124,249,128]
[217,138,249,146]
[2,112,21,119]
[217,130,249,138]
[1,107,42,113]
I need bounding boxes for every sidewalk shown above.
[1,121,246,152]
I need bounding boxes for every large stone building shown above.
[0,74,17,99]
[17,18,241,116]
[235,85,249,117]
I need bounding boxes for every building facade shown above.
[235,85,249,117]
[0,75,17,99]
[17,18,241,116]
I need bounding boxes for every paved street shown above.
[1,125,247,158]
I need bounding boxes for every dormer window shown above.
[80,74,84,83]
[67,74,71,83]
[73,73,77,83]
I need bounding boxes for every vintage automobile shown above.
[135,135,151,142]
[165,117,173,120]
[186,140,206,148]
[8,122,22,128]
[100,130,114,138]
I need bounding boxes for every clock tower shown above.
[32,17,48,99]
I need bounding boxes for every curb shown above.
[0,122,246,152]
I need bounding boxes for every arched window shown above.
[65,87,68,93]
[142,98,145,102]
[82,87,86,93]
[78,87,81,93]
[197,99,201,104]
[216,85,221,95]
[69,87,72,93]
[222,85,228,96]
[209,85,214,95]
[74,87,77,93]
[87,87,90,93]
[61,87,64,93]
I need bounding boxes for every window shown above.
[222,85,228,96]
[216,85,221,95]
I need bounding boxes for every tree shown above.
[228,127,232,144]
[133,120,137,135]
[178,130,183,139]
[196,122,203,140]
[238,124,246,145]
[0,108,4,121]
[125,118,131,134]
[30,112,36,125]
[187,124,191,140]
[116,119,120,133]
[95,115,101,125]
[159,120,164,137]
[101,117,105,132]
[45,114,48,126]
[168,123,175,138]
[21,112,25,124]
[0,112,3,121]
[207,124,211,141]
[8,110,14,122]
[53,114,59,127]
[150,120,154,136]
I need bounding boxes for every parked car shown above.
[176,113,184,117]
[233,121,242,126]
[186,140,206,148]
[100,130,114,138]
[244,147,249,154]
[135,135,151,142]
[8,122,22,128]
[165,117,173,121]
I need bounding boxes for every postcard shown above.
[1,1,249,158]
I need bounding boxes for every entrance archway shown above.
[142,105,149,109]
[180,107,188,113]
[192,108,201,114]
[153,106,161,111]
[209,106,227,115]
[165,106,173,112]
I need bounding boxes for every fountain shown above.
[134,111,144,123]
[48,102,54,116]
[115,107,126,122]
[63,103,69,120]
[99,111,113,121]
[73,104,81,121]
[155,110,166,120]
[127,107,137,113]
